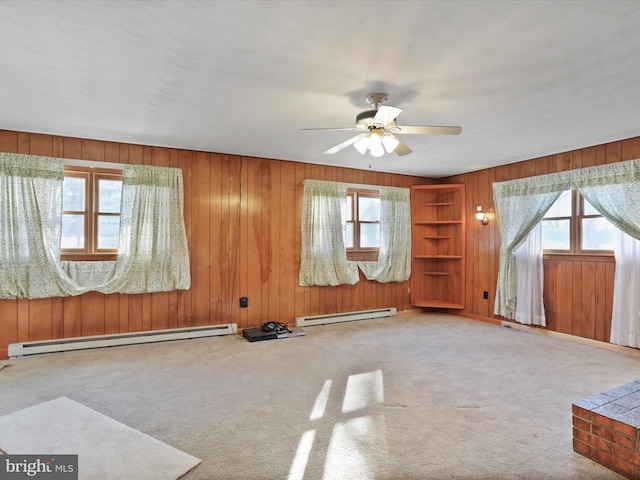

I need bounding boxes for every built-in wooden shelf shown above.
[412,300,465,309]
[414,220,463,225]
[411,184,466,310]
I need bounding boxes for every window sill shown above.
[543,253,614,262]
[61,254,118,262]
[347,252,380,262]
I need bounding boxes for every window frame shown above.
[542,188,614,256]
[61,165,123,261]
[346,188,380,262]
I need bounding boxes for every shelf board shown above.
[423,271,451,276]
[412,185,463,193]
[412,301,465,309]
[414,255,462,259]
[414,220,462,225]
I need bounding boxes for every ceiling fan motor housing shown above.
[356,109,378,129]
[356,92,392,128]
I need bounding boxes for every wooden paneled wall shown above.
[445,135,640,344]
[0,130,430,359]
[3,128,638,357]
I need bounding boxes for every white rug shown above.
[0,397,200,480]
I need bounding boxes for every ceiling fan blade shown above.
[393,139,412,156]
[372,105,402,128]
[382,133,412,156]
[323,134,367,154]
[302,127,359,131]
[394,125,462,135]
[380,133,412,156]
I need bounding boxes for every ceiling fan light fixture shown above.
[353,138,368,154]
[381,133,400,153]
[352,129,393,157]
[369,144,385,157]
[367,130,385,157]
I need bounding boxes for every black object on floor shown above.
[243,325,307,342]
[243,327,278,342]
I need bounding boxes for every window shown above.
[344,188,380,261]
[541,189,616,254]
[62,166,123,260]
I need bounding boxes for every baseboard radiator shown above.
[8,324,237,357]
[295,307,396,327]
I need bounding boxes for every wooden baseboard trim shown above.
[458,313,640,358]
[457,312,503,326]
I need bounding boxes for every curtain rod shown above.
[348,182,385,190]
[305,179,407,190]
[63,158,126,170]
[1,152,125,170]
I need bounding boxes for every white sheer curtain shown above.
[575,162,640,346]
[0,153,190,299]
[299,179,359,286]
[610,230,640,347]
[61,261,116,289]
[358,186,411,283]
[513,223,546,326]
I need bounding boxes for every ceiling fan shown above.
[304,93,461,157]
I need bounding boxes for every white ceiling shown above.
[2,1,640,178]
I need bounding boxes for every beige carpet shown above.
[0,397,200,479]
[0,312,637,479]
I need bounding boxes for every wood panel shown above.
[542,256,615,340]
[0,129,426,358]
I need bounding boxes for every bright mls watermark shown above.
[1,455,77,479]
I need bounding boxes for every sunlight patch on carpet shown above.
[0,397,200,480]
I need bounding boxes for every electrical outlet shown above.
[239,297,248,308]
[483,291,489,299]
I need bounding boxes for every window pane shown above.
[345,195,353,221]
[359,196,380,222]
[583,198,600,216]
[63,176,85,211]
[343,223,354,248]
[541,219,570,250]
[61,214,84,248]
[99,179,122,213]
[582,217,615,251]
[97,215,120,249]
[360,223,380,248]
[544,190,572,218]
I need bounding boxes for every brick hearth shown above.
[573,381,640,479]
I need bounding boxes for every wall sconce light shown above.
[475,206,489,225]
